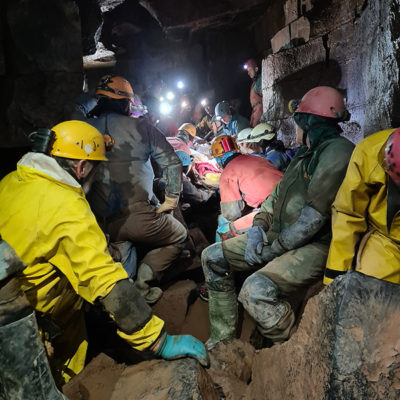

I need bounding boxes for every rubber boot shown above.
[133,263,163,304]
[0,312,67,400]
[206,289,238,350]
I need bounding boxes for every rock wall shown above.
[260,0,400,146]
[0,0,83,149]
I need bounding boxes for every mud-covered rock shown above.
[210,340,255,383]
[111,359,219,400]
[62,353,125,400]
[209,340,255,400]
[64,354,220,400]
[247,272,400,400]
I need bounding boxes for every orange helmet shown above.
[211,135,239,158]
[95,75,134,103]
[289,86,348,120]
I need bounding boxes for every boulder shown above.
[246,272,400,400]
[62,353,125,400]
[111,359,220,400]
[63,354,220,400]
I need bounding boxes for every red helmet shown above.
[295,86,348,120]
[384,128,400,185]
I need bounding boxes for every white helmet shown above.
[246,123,276,143]
[236,128,252,144]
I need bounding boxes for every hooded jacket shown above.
[324,128,400,284]
[0,153,164,379]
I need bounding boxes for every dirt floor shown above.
[64,273,400,399]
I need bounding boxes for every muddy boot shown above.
[206,288,238,350]
[0,312,67,400]
[133,263,163,304]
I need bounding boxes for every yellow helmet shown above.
[50,120,108,161]
[95,75,134,103]
[178,123,197,138]
[211,135,239,158]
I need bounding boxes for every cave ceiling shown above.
[100,0,277,36]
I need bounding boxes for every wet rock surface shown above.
[63,354,220,400]
[262,0,400,144]
[0,0,83,147]
[65,273,400,399]
[247,272,400,400]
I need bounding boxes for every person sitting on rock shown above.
[244,123,291,172]
[324,127,400,286]
[201,86,354,348]
[0,121,209,386]
[212,134,282,242]
[214,100,250,138]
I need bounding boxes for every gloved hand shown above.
[153,333,209,367]
[155,196,179,214]
[245,226,268,266]
[260,245,278,264]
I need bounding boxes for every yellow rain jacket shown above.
[324,129,400,285]
[0,153,164,383]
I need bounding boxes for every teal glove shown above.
[245,226,268,266]
[154,333,209,367]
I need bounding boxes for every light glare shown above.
[160,102,172,115]
[166,91,175,100]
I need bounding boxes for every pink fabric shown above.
[166,137,191,155]
[195,162,220,176]
[220,155,282,208]
[232,211,258,232]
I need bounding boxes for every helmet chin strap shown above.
[302,129,309,146]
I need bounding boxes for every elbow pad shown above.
[271,206,327,254]
[221,201,243,221]
[100,279,153,334]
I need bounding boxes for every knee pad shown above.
[201,243,234,291]
[238,273,288,330]
[238,273,280,307]
[201,243,230,282]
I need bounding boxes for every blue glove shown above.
[260,245,278,264]
[154,333,209,367]
[245,226,268,266]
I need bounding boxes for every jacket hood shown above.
[17,152,81,188]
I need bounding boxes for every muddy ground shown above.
[64,273,400,399]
